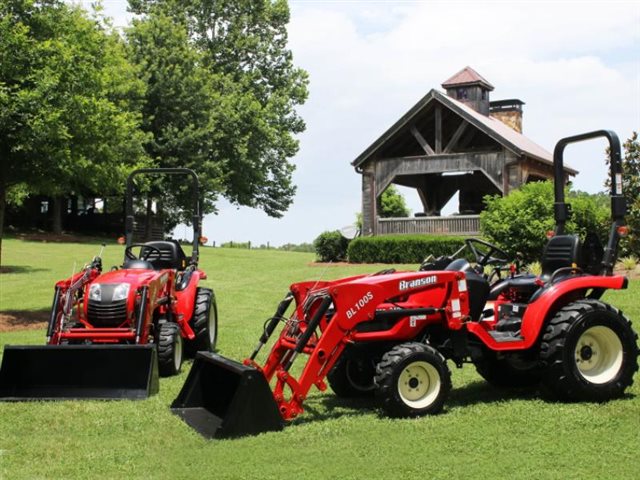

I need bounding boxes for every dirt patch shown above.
[0,310,49,332]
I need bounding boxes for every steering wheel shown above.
[124,243,162,262]
[465,238,510,268]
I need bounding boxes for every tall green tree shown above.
[128,0,308,218]
[378,185,411,218]
[618,132,640,256]
[0,0,148,266]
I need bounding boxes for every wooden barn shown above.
[352,66,576,236]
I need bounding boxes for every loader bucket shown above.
[0,344,159,400]
[171,352,284,439]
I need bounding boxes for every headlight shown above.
[89,283,102,302]
[112,283,130,301]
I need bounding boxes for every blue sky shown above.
[80,0,640,246]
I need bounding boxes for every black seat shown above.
[540,234,581,281]
[488,235,582,301]
[445,259,489,322]
[140,241,188,270]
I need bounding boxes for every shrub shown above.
[314,231,350,262]
[617,256,637,272]
[347,235,467,264]
[480,181,609,263]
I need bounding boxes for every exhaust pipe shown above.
[171,352,284,439]
[0,344,159,400]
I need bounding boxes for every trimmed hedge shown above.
[314,230,350,262]
[347,235,468,264]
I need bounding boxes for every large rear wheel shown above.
[374,342,451,417]
[540,300,639,401]
[186,287,218,356]
[328,347,378,397]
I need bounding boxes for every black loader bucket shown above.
[0,344,159,400]
[171,352,284,439]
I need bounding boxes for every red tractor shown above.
[0,168,218,399]
[171,130,638,439]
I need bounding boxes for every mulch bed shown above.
[0,310,49,332]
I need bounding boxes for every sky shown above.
[80,0,640,246]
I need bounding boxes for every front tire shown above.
[374,342,451,417]
[158,322,184,377]
[186,287,218,357]
[540,300,639,401]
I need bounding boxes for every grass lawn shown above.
[1,237,639,479]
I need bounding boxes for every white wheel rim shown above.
[207,307,216,346]
[174,333,183,370]
[398,361,441,408]
[574,326,623,384]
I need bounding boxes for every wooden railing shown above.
[377,215,480,236]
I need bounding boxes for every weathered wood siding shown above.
[377,215,480,236]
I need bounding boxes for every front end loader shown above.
[0,168,217,400]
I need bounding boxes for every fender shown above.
[468,274,628,351]
[174,269,206,338]
[519,274,627,344]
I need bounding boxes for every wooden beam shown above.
[443,120,468,154]
[410,125,435,155]
[435,105,442,154]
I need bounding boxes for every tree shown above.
[0,0,148,266]
[378,185,411,218]
[127,0,308,219]
[480,181,609,263]
[617,132,640,256]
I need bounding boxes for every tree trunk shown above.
[145,196,153,241]
[52,196,64,235]
[0,181,6,270]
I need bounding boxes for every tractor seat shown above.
[445,259,489,322]
[488,235,582,301]
[540,234,581,282]
[140,240,188,271]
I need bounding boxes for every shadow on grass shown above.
[447,380,540,408]
[0,309,49,331]
[0,265,49,274]
[292,394,377,426]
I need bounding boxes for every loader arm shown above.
[249,271,469,420]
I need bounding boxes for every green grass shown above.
[1,238,639,479]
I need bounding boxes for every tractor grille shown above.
[87,299,128,327]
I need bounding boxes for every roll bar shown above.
[552,130,626,274]
[125,168,202,266]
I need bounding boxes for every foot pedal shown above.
[488,330,523,343]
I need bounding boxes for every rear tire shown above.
[186,288,218,357]
[158,323,183,377]
[540,300,639,401]
[374,342,451,417]
[328,347,377,397]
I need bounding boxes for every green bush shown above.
[347,235,467,264]
[480,181,609,263]
[314,231,350,262]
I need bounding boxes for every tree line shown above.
[0,0,308,266]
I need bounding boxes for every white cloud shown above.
[69,1,640,245]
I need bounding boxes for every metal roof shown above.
[441,66,494,91]
[351,89,578,175]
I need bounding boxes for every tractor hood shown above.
[87,269,162,304]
